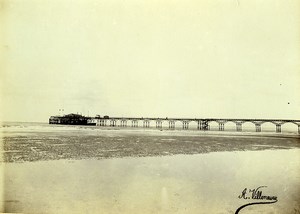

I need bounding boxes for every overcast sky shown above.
[1,0,300,122]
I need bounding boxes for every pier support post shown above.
[204,121,209,130]
[182,121,189,130]
[101,120,107,126]
[156,120,162,129]
[132,120,138,127]
[169,121,175,129]
[255,124,261,132]
[143,120,149,128]
[199,120,209,130]
[276,124,281,133]
[219,123,224,131]
[236,123,242,132]
[110,120,115,127]
[198,121,202,130]
[121,120,127,127]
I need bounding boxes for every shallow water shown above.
[1,149,300,214]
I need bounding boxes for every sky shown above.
[1,0,300,122]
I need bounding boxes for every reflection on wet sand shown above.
[3,149,300,214]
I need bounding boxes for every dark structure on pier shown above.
[49,114,95,125]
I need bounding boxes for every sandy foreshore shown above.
[1,149,300,214]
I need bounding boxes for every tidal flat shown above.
[1,125,300,162]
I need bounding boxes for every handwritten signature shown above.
[235,186,278,214]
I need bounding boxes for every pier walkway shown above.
[89,117,300,134]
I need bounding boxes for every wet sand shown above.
[1,126,300,213]
[2,127,300,162]
[2,149,300,214]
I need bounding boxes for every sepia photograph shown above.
[1,0,300,213]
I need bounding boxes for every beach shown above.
[1,123,300,162]
[1,123,300,213]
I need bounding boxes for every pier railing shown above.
[89,117,300,134]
